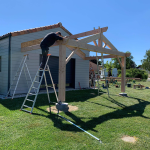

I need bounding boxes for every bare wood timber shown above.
[66,48,78,64]
[78,33,101,43]
[21,38,43,48]
[21,42,59,52]
[121,57,126,92]
[64,39,126,57]
[66,46,86,60]
[102,34,117,51]
[69,27,108,39]
[93,28,98,46]
[58,44,66,102]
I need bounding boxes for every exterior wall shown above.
[0,37,9,95]
[10,27,89,94]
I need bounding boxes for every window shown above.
[0,56,1,72]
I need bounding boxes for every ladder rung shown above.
[36,75,42,77]
[29,93,36,95]
[34,81,40,83]
[23,105,32,109]
[39,70,44,72]
[47,86,53,88]
[22,109,31,113]
[26,99,34,102]
[32,87,38,89]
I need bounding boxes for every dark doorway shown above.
[40,55,75,89]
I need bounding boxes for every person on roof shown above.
[40,31,64,69]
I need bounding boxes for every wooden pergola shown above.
[21,26,130,102]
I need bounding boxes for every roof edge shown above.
[0,22,73,40]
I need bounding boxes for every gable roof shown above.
[0,22,72,40]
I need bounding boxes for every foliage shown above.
[117,68,148,79]
[141,49,150,71]
[104,60,113,71]
[111,51,136,69]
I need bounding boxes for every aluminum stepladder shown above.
[97,53,109,97]
[6,54,34,99]
[20,54,59,114]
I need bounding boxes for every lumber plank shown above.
[78,33,100,43]
[21,38,43,48]
[85,55,118,60]
[64,39,126,57]
[21,42,59,52]
[102,34,118,51]
[66,46,86,60]
[66,48,78,64]
[69,27,108,39]
[121,57,126,92]
[58,44,66,102]
[117,57,123,69]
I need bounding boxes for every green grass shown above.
[1,81,150,150]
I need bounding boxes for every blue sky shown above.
[1,0,150,66]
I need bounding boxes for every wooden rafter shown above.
[63,39,126,57]
[78,33,100,43]
[69,27,108,39]
[102,34,117,51]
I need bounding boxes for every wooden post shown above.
[58,44,66,102]
[121,57,126,92]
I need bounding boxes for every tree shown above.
[141,49,150,71]
[104,60,113,71]
[111,51,136,69]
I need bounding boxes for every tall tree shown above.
[141,49,150,71]
[111,51,136,69]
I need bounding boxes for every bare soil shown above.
[47,105,78,113]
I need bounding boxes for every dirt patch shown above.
[47,105,78,113]
[121,135,137,143]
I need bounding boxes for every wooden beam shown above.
[125,53,131,57]
[117,57,123,69]
[85,55,118,60]
[93,41,97,46]
[69,27,108,39]
[66,48,78,64]
[21,41,59,52]
[66,46,86,60]
[102,34,118,51]
[78,33,101,43]
[58,44,66,102]
[121,57,126,92]
[21,38,43,48]
[64,39,126,57]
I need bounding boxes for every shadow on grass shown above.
[1,89,150,133]
[0,89,101,110]
[32,95,150,133]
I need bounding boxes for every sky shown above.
[1,0,150,66]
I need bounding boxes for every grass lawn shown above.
[1,81,150,150]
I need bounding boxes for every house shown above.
[0,22,89,96]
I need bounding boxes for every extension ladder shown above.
[6,54,34,99]
[20,54,58,114]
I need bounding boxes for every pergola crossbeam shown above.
[69,27,108,39]
[63,39,125,57]
[78,33,100,43]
